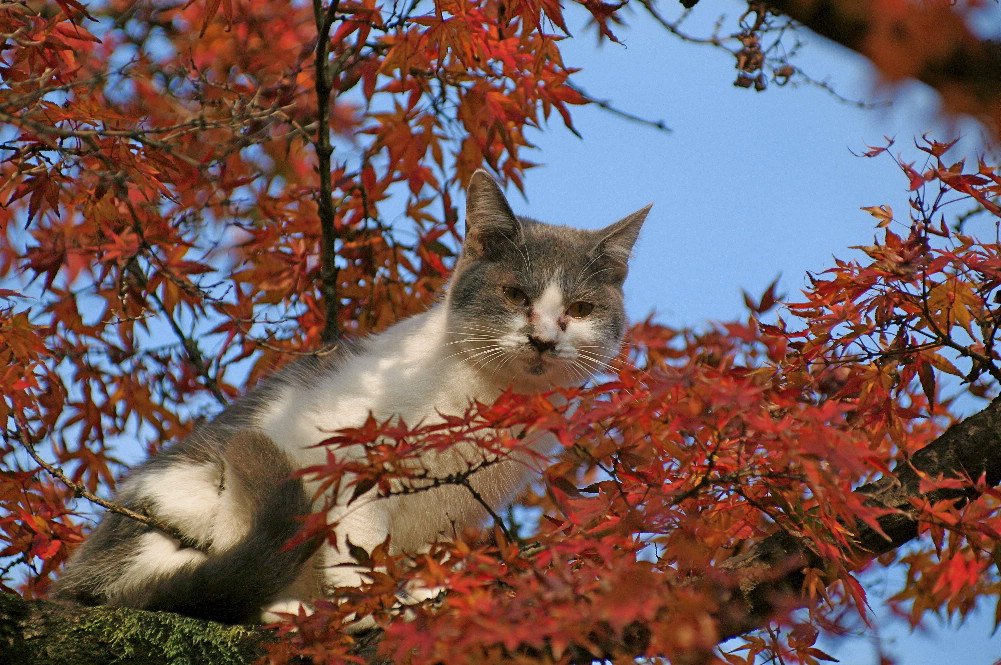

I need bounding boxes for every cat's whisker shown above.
[576,344,650,377]
[436,341,506,366]
[457,330,508,342]
[498,230,532,272]
[573,356,641,398]
[576,359,612,373]
[563,359,593,385]
[447,325,508,339]
[574,349,614,366]
[449,322,508,333]
[572,251,605,292]
[448,344,506,365]
[573,358,612,380]
[575,266,618,287]
[573,354,620,382]
[470,349,511,374]
[485,352,517,379]
[444,336,498,346]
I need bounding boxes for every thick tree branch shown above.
[0,593,268,665]
[761,0,1001,130]
[713,394,1001,642]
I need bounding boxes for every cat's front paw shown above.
[261,598,314,623]
[396,583,445,606]
[389,582,447,623]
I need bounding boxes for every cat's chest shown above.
[263,368,488,466]
[253,311,498,465]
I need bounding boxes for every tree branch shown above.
[0,592,267,665]
[712,394,1001,643]
[9,423,207,553]
[313,0,342,344]
[761,0,1001,130]
[568,82,673,134]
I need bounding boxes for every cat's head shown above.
[446,170,650,392]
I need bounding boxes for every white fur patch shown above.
[532,280,564,342]
[261,597,313,623]
[139,462,245,550]
[115,531,206,598]
[562,317,600,356]
[256,306,500,468]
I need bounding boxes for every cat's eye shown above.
[566,301,594,318]
[503,286,530,306]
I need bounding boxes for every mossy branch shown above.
[0,593,268,665]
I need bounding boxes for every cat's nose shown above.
[527,335,556,354]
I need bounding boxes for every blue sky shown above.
[505,3,998,664]
[520,7,992,328]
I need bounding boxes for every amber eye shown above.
[503,286,530,306]
[566,301,594,318]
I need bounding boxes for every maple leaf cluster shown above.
[0,2,1000,664]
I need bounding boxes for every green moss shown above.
[1,593,270,665]
[75,606,265,665]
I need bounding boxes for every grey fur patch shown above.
[53,429,320,624]
[53,338,360,623]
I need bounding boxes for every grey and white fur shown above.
[53,170,650,624]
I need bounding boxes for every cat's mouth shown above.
[524,357,548,375]
[522,346,569,377]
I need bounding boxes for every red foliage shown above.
[1,2,999,664]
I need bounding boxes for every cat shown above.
[52,170,650,625]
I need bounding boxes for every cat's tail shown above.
[53,429,322,624]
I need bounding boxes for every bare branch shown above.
[761,0,1001,130]
[568,82,673,134]
[312,0,343,344]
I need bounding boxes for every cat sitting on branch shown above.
[53,170,651,625]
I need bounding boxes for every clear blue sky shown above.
[508,3,999,663]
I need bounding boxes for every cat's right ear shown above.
[462,170,523,260]
[591,203,652,284]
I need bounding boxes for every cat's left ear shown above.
[594,203,652,280]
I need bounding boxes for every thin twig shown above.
[118,233,229,407]
[568,82,672,134]
[11,422,206,552]
[373,457,517,543]
[456,475,515,543]
[149,288,230,406]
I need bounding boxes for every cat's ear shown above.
[593,203,651,281]
[463,170,523,260]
